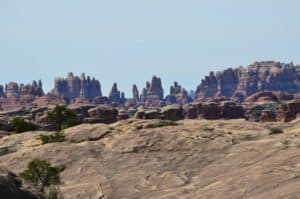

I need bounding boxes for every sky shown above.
[0,0,299,97]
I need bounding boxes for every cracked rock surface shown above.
[1,119,300,198]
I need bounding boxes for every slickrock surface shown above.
[1,119,300,198]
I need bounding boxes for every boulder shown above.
[135,110,146,119]
[287,100,300,113]
[161,105,183,121]
[0,118,10,131]
[0,167,43,199]
[260,110,276,122]
[118,111,130,121]
[144,110,161,119]
[87,106,118,124]
[277,105,296,122]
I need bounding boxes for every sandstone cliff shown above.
[166,82,192,104]
[196,61,300,101]
[52,72,102,101]
[0,81,44,110]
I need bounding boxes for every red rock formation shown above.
[0,85,4,97]
[33,94,67,107]
[109,83,121,103]
[0,81,44,110]
[196,61,300,101]
[132,84,139,101]
[166,82,192,105]
[220,101,244,119]
[245,91,294,104]
[260,110,276,122]
[141,76,164,100]
[139,76,164,108]
[53,73,102,101]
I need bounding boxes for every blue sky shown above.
[0,0,299,97]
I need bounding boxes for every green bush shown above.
[47,105,80,130]
[10,117,35,133]
[38,131,66,145]
[20,159,61,192]
[269,127,284,135]
[46,186,61,199]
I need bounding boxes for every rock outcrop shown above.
[260,110,276,122]
[161,105,183,121]
[196,61,300,101]
[140,76,164,100]
[0,167,43,199]
[0,85,4,97]
[0,81,45,110]
[139,76,164,107]
[182,101,244,120]
[245,91,294,104]
[109,83,121,103]
[87,106,118,124]
[53,73,102,101]
[166,82,192,105]
[277,100,300,122]
[132,84,139,101]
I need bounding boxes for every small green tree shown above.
[10,117,35,133]
[47,105,80,130]
[38,131,66,145]
[20,159,61,192]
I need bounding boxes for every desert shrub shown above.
[10,117,35,133]
[144,120,178,129]
[46,186,61,199]
[269,127,284,135]
[47,105,80,130]
[38,131,66,145]
[20,159,61,192]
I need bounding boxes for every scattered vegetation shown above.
[20,159,61,198]
[47,105,80,130]
[269,127,284,135]
[38,131,66,145]
[10,117,35,133]
[144,120,178,129]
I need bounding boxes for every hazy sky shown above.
[0,0,299,96]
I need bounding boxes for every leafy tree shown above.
[20,159,61,192]
[10,117,35,133]
[47,105,80,130]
